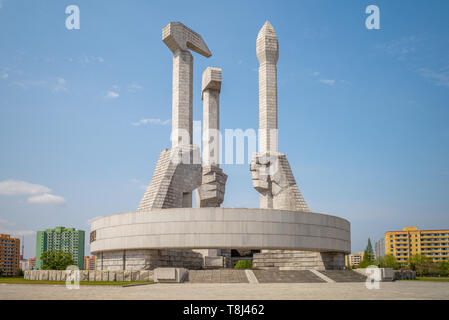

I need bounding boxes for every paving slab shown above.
[1,281,449,300]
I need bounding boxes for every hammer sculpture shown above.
[162,22,212,148]
[137,22,212,210]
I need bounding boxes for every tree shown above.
[407,254,435,276]
[437,261,449,277]
[40,250,76,270]
[357,238,376,268]
[407,254,431,271]
[366,238,374,256]
[376,254,399,270]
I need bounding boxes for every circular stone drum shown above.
[90,208,350,254]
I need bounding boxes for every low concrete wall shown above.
[154,268,188,283]
[352,268,416,281]
[393,270,416,280]
[353,268,394,281]
[24,270,154,282]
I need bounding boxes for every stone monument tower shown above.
[198,67,228,208]
[250,21,310,212]
[251,22,344,270]
[89,21,350,273]
[137,22,211,211]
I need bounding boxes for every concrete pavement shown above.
[1,281,449,300]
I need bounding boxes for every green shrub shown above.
[41,249,75,270]
[405,254,449,276]
[375,255,400,270]
[234,260,252,269]
[438,261,449,277]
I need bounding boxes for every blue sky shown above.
[0,0,448,258]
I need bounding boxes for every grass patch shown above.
[233,260,252,269]
[0,277,153,286]
[414,277,449,282]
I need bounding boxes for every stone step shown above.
[252,270,325,283]
[185,269,368,283]
[318,270,367,283]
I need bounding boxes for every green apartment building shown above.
[35,227,85,270]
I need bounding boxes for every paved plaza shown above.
[1,281,448,300]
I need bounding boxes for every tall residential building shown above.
[385,227,449,263]
[375,238,385,259]
[28,257,36,270]
[345,252,370,268]
[0,234,20,276]
[36,227,85,270]
[20,258,28,271]
[84,256,96,270]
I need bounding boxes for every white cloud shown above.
[80,55,104,65]
[319,79,336,86]
[13,81,26,88]
[418,68,449,88]
[0,218,34,237]
[0,180,50,195]
[0,218,16,226]
[0,228,35,237]
[27,193,66,205]
[381,36,417,60]
[127,83,142,93]
[106,91,119,99]
[131,118,171,126]
[8,230,35,236]
[13,79,46,89]
[10,77,68,93]
[0,0,3,9]
[0,179,66,205]
[52,77,67,93]
[311,72,343,86]
[129,178,148,190]
[86,216,101,225]
[106,82,143,98]
[1,72,8,79]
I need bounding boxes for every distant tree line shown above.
[354,238,449,277]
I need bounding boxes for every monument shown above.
[90,21,350,271]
